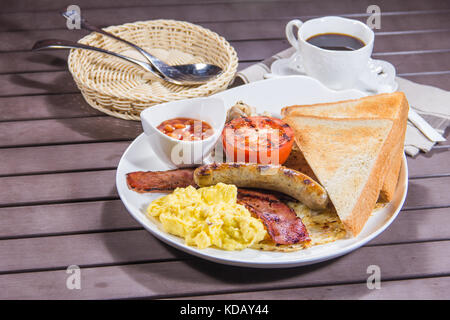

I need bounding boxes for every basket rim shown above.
[67,19,239,103]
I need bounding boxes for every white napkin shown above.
[232,48,449,157]
[396,77,450,156]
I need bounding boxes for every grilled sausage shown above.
[194,163,328,210]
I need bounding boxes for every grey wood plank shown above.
[375,52,450,76]
[407,148,450,178]
[0,29,84,52]
[373,31,450,53]
[2,11,450,52]
[0,118,445,177]
[1,0,269,14]
[0,240,449,299]
[0,71,77,97]
[7,32,450,75]
[1,137,448,177]
[368,207,450,245]
[0,229,184,274]
[405,176,450,209]
[371,11,450,32]
[170,276,450,300]
[0,93,103,121]
[0,51,70,74]
[0,61,449,122]
[0,141,129,176]
[0,170,118,206]
[1,197,448,245]
[0,117,141,148]
[0,164,448,208]
[2,50,450,97]
[2,0,449,32]
[0,200,140,239]
[400,72,450,90]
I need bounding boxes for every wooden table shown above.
[1,0,449,300]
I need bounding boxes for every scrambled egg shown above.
[288,202,348,246]
[147,183,267,250]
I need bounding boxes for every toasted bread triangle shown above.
[282,92,409,202]
[281,92,406,119]
[284,116,393,236]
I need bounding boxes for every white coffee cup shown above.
[285,16,375,90]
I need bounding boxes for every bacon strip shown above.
[237,189,310,245]
[126,168,196,193]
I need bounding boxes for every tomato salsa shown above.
[157,117,214,141]
[222,116,294,164]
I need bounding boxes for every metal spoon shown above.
[32,39,221,85]
[61,10,223,85]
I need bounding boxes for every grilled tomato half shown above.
[222,116,294,164]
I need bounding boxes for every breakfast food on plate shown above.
[125,92,409,251]
[226,101,257,122]
[146,182,312,251]
[147,183,267,250]
[282,116,394,236]
[222,116,294,164]
[193,162,329,210]
[125,163,333,251]
[157,117,214,141]
[126,168,195,193]
[225,101,273,123]
[281,92,409,202]
[126,162,329,211]
[283,143,318,180]
[126,167,346,250]
[288,202,347,246]
[236,188,311,251]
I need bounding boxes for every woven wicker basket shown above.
[67,20,238,120]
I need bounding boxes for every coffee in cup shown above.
[285,16,376,90]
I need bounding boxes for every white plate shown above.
[116,76,408,268]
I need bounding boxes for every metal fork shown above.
[32,38,223,85]
[32,39,169,81]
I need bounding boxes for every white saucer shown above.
[266,53,398,95]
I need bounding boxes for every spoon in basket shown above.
[32,39,221,85]
[59,10,223,85]
[32,38,220,85]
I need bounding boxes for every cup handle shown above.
[285,19,303,51]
